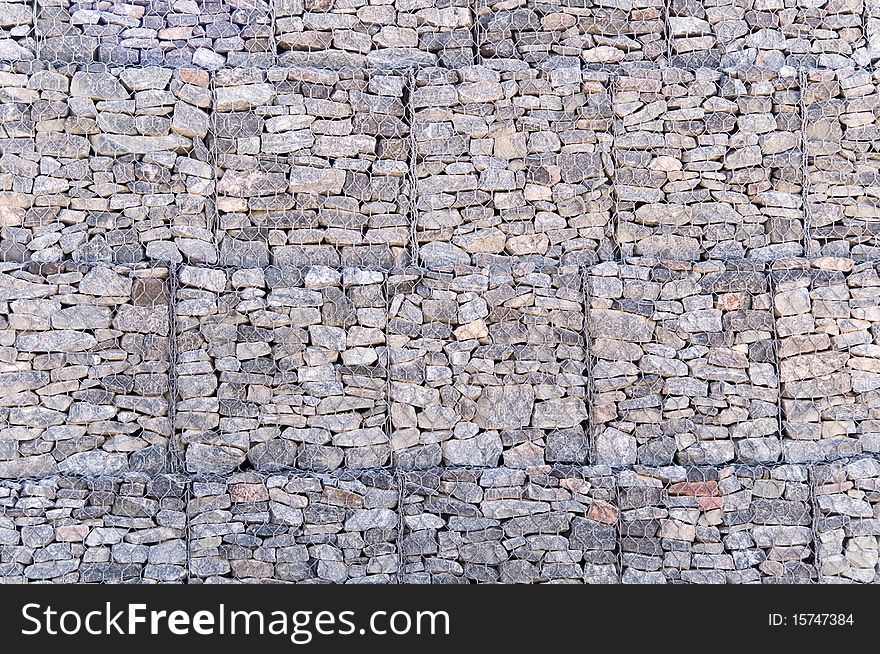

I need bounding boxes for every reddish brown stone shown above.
[305,0,333,10]
[323,486,364,508]
[230,482,269,503]
[719,292,745,311]
[178,68,209,87]
[698,496,724,511]
[132,278,169,306]
[587,499,619,525]
[668,480,719,497]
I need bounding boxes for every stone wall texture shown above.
[2,0,880,583]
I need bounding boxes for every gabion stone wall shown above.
[3,0,880,584]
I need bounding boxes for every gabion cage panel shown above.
[188,470,398,583]
[412,63,615,269]
[772,257,880,463]
[212,66,411,271]
[618,463,815,584]
[273,0,476,70]
[1,65,215,266]
[612,66,805,262]
[400,465,619,583]
[588,258,780,467]
[35,0,274,68]
[0,472,187,583]
[387,263,588,470]
[0,262,172,479]
[174,264,389,474]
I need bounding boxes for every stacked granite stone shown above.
[613,65,804,262]
[188,469,398,583]
[400,465,618,583]
[387,263,587,470]
[0,472,186,583]
[804,66,880,259]
[772,257,880,463]
[175,264,388,475]
[213,66,410,271]
[274,0,475,69]
[0,0,36,63]
[669,0,870,71]
[4,0,880,586]
[36,0,273,67]
[619,463,815,583]
[0,262,171,479]
[814,456,880,583]
[1,63,215,265]
[412,63,615,269]
[477,0,666,68]
[588,258,780,467]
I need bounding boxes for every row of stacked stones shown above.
[6,462,878,583]
[4,0,880,72]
